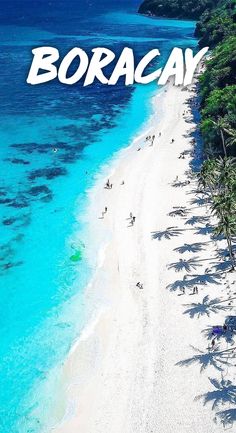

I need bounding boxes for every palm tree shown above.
[214,214,236,270]
[224,127,236,152]
[198,152,236,270]
[198,158,219,196]
[216,157,236,193]
[211,118,228,157]
[212,192,235,219]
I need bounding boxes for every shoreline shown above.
[50,77,235,432]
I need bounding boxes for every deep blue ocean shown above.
[0,1,196,432]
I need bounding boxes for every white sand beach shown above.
[51,79,236,433]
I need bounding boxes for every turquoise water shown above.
[0,1,197,432]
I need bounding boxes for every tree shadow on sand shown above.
[176,345,235,373]
[174,242,206,254]
[183,295,231,319]
[151,226,183,240]
[215,407,236,427]
[168,208,189,217]
[195,224,214,236]
[190,196,209,206]
[168,257,201,272]
[171,181,190,188]
[217,246,236,260]
[167,273,221,292]
[212,260,233,273]
[195,378,236,410]
[189,273,222,285]
[202,324,235,345]
[185,215,209,226]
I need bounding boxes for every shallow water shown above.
[0,1,197,431]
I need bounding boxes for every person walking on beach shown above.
[101,207,107,218]
[130,216,136,226]
[149,135,155,146]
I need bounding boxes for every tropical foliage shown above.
[195,0,236,48]
[200,35,236,156]
[138,0,236,264]
[138,0,216,19]
[198,156,236,268]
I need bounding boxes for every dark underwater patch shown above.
[0,189,7,197]
[0,198,12,205]
[13,233,25,243]
[5,158,30,165]
[0,241,14,262]
[16,214,31,228]
[8,199,29,208]
[27,185,53,203]
[2,213,31,228]
[58,152,78,164]
[11,143,49,154]
[2,217,18,226]
[1,260,24,272]
[28,166,67,181]
[40,193,53,203]
[51,141,74,150]
[27,185,51,196]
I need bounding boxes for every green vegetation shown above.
[138,0,216,20]
[199,33,236,156]
[139,1,236,157]
[191,0,236,264]
[195,0,236,48]
[198,156,236,269]
[138,0,236,264]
